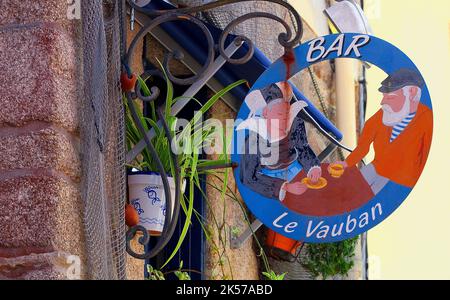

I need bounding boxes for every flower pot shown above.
[265,228,302,262]
[127,172,184,236]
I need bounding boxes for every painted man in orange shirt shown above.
[332,68,433,195]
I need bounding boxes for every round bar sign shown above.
[232,33,433,243]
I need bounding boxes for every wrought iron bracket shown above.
[123,0,305,260]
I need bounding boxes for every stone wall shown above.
[204,100,260,280]
[127,1,363,280]
[0,0,363,280]
[0,1,87,279]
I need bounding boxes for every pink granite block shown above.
[0,259,55,280]
[0,0,76,26]
[0,126,81,182]
[0,247,53,258]
[0,251,81,279]
[0,24,80,132]
[0,175,84,253]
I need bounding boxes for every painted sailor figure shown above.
[332,68,433,194]
[237,82,322,201]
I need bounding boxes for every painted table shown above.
[283,163,374,217]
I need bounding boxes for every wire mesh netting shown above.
[80,0,126,279]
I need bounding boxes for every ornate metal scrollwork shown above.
[125,12,215,86]
[124,0,304,260]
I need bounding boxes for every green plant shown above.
[125,65,282,280]
[146,261,193,280]
[124,64,246,269]
[146,264,165,280]
[174,261,191,280]
[230,226,241,238]
[301,237,358,279]
[262,270,287,280]
[199,173,282,280]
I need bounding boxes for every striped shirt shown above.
[390,112,416,142]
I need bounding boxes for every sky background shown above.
[363,0,450,279]
[292,0,450,279]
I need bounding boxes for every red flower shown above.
[121,72,137,92]
[125,204,139,227]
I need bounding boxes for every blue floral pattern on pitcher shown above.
[130,199,144,215]
[143,186,161,205]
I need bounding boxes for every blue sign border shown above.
[232,34,432,243]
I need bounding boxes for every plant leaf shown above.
[161,179,195,269]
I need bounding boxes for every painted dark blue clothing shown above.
[239,116,320,199]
